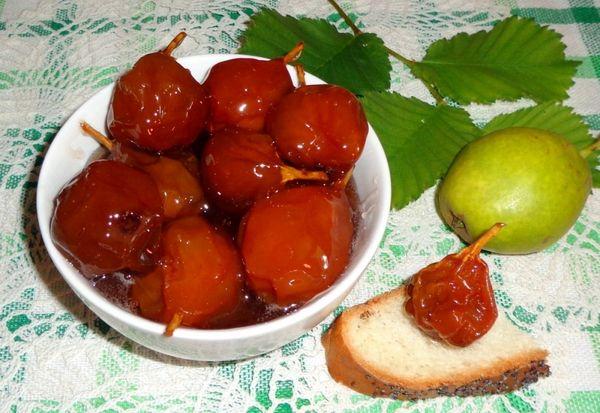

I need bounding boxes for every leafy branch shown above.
[327,0,579,105]
[326,0,445,104]
[239,8,391,95]
[238,1,596,208]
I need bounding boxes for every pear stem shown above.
[462,223,505,260]
[335,167,354,190]
[295,64,306,87]
[325,0,445,105]
[164,312,183,336]
[579,137,600,159]
[283,42,304,63]
[80,121,113,151]
[163,32,187,56]
[280,165,328,184]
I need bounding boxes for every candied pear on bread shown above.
[322,286,550,400]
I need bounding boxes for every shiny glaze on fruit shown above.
[404,224,502,347]
[91,179,360,328]
[267,84,368,169]
[113,142,207,219]
[201,129,284,215]
[239,185,354,306]
[142,156,206,219]
[51,160,163,277]
[131,215,244,327]
[204,58,294,133]
[54,45,370,331]
[107,52,209,151]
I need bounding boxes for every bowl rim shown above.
[36,53,392,342]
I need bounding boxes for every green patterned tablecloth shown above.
[0,0,598,411]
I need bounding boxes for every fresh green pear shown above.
[437,127,592,254]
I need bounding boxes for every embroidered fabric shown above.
[0,0,598,411]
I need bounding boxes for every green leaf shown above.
[482,102,599,187]
[412,17,579,104]
[239,9,391,94]
[482,102,592,147]
[360,92,481,209]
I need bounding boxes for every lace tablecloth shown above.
[1,0,599,411]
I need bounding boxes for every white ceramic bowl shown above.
[37,54,391,361]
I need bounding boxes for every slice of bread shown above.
[322,287,550,400]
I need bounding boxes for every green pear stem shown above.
[163,32,187,56]
[579,137,600,159]
[283,42,304,63]
[325,0,445,105]
[462,223,505,260]
[81,121,113,151]
[280,165,328,183]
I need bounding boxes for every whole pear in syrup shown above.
[267,66,368,170]
[51,160,163,277]
[107,33,209,152]
[405,223,504,347]
[82,122,206,220]
[201,129,328,215]
[203,43,303,133]
[239,185,354,307]
[131,215,244,335]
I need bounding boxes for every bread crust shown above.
[322,288,550,400]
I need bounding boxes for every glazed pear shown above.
[107,33,208,152]
[437,127,591,254]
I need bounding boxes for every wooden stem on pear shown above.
[280,165,328,184]
[295,64,306,87]
[284,42,304,63]
[580,137,600,159]
[164,312,183,336]
[163,32,187,56]
[462,223,505,260]
[335,167,354,190]
[80,121,113,151]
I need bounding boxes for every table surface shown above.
[0,0,598,412]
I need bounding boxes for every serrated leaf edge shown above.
[414,16,580,104]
